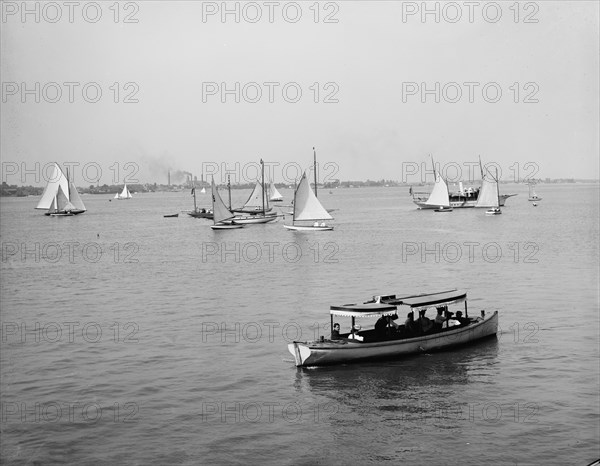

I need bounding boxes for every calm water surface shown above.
[1,183,599,465]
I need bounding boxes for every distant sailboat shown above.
[284,172,333,231]
[187,186,213,219]
[234,182,273,214]
[269,181,283,202]
[426,170,452,212]
[115,183,132,200]
[231,160,278,224]
[478,167,502,215]
[37,163,86,215]
[210,178,244,230]
[528,182,542,201]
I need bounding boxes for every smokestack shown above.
[168,170,171,186]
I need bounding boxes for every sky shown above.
[1,1,599,186]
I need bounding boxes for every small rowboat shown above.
[163,213,179,218]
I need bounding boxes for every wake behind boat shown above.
[288,289,498,367]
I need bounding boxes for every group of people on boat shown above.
[331,306,471,342]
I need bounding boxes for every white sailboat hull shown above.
[414,194,515,209]
[284,224,333,231]
[288,311,498,367]
[485,209,502,215]
[233,216,278,224]
[211,223,245,230]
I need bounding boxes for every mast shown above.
[260,159,265,214]
[313,147,317,197]
[193,176,197,212]
[66,166,70,198]
[227,174,232,210]
[495,167,500,208]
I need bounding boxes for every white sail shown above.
[47,196,58,214]
[120,184,132,199]
[36,163,69,209]
[476,173,499,208]
[56,185,75,212]
[211,178,235,224]
[269,182,283,201]
[242,181,267,210]
[114,192,120,199]
[424,174,450,207]
[68,180,86,211]
[293,172,333,221]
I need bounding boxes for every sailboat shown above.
[115,183,132,200]
[413,156,517,209]
[269,181,283,202]
[36,163,86,215]
[210,178,244,230]
[284,171,334,231]
[231,160,278,224]
[187,185,213,219]
[48,185,75,216]
[477,167,502,215]
[528,182,542,201]
[427,169,452,213]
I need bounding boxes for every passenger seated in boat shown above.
[375,315,399,339]
[446,311,461,327]
[348,325,364,341]
[331,323,341,340]
[417,309,434,333]
[404,311,419,336]
[434,307,446,330]
[454,311,469,326]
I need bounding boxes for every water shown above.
[1,183,599,465]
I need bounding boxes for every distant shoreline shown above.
[1,178,598,198]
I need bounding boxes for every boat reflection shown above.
[292,337,499,427]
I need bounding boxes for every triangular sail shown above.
[293,172,333,221]
[36,163,69,209]
[242,182,267,210]
[114,192,120,199]
[269,182,283,201]
[120,184,132,199]
[424,174,450,207]
[68,180,86,211]
[212,178,235,224]
[47,196,58,214]
[476,172,499,208]
[56,185,75,212]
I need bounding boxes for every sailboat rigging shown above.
[479,167,502,215]
[284,171,333,231]
[36,163,86,215]
[232,160,278,224]
[115,183,132,200]
[210,177,244,230]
